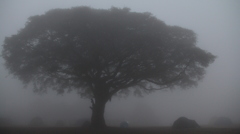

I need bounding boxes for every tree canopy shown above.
[2,7,215,128]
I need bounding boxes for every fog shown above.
[0,0,240,127]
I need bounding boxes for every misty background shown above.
[0,0,239,126]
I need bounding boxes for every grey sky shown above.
[0,0,240,126]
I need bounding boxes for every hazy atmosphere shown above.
[0,0,240,127]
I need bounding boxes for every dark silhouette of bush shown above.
[172,117,200,129]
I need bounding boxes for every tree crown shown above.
[2,7,215,98]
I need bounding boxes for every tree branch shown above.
[109,78,142,96]
[146,60,192,86]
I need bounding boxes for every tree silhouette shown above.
[2,7,215,128]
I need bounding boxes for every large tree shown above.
[2,7,215,128]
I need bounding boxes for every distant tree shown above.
[2,7,215,128]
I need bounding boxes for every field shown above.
[1,127,240,134]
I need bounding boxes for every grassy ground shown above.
[1,127,240,134]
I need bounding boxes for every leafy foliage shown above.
[2,6,215,97]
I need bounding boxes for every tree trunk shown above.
[91,97,107,128]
